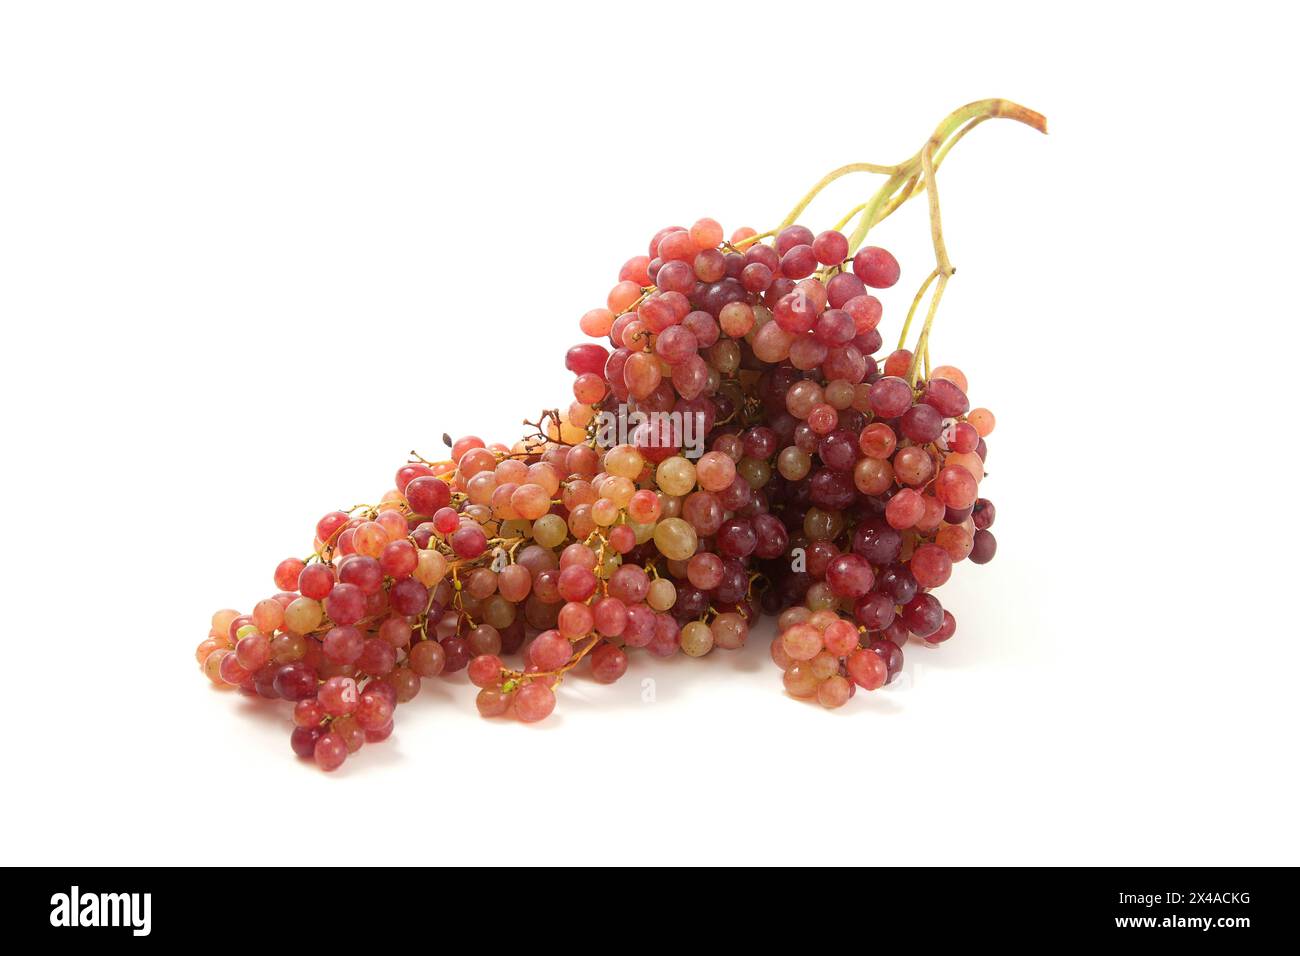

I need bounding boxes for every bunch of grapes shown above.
[196,99,1043,770]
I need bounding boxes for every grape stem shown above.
[773,99,1046,385]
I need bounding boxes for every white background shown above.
[2,2,1295,866]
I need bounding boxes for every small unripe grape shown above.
[532,513,568,548]
[680,621,714,657]
[655,457,696,496]
[719,301,755,337]
[778,447,812,481]
[413,549,448,586]
[604,444,644,479]
[283,597,323,635]
[653,517,698,561]
[778,606,813,632]
[805,581,838,611]
[647,578,677,612]
[803,507,843,542]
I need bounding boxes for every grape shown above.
[331,715,366,753]
[680,621,714,657]
[446,523,487,558]
[782,624,823,661]
[924,378,970,417]
[293,698,325,728]
[825,553,875,598]
[910,543,953,588]
[530,631,572,671]
[408,639,446,678]
[923,611,958,645]
[852,246,900,288]
[475,685,513,718]
[324,583,365,626]
[711,613,748,650]
[230,626,267,667]
[354,691,394,731]
[468,654,504,688]
[869,377,912,418]
[812,230,848,265]
[969,530,998,564]
[318,676,359,716]
[514,682,556,723]
[357,639,396,677]
[900,403,943,443]
[854,592,896,631]
[380,540,418,579]
[783,663,818,698]
[290,725,324,758]
[314,733,348,772]
[968,408,996,436]
[298,563,336,600]
[846,648,887,690]
[590,644,629,683]
[274,558,306,592]
[901,594,944,638]
[273,663,317,702]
